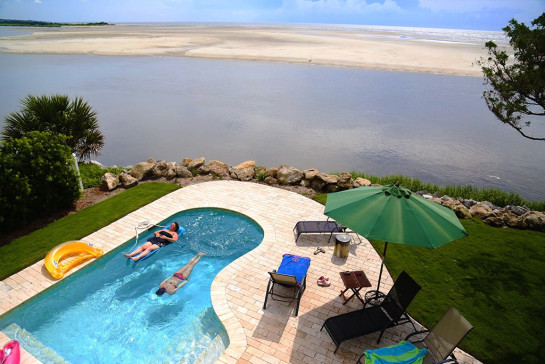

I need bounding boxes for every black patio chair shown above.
[321,271,421,353]
[293,219,362,243]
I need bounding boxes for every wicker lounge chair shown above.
[321,271,421,353]
[263,254,311,317]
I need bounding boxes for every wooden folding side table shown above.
[339,270,372,305]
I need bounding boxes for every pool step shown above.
[194,332,229,364]
[164,307,229,364]
[2,323,68,364]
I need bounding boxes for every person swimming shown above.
[124,222,180,261]
[156,252,205,296]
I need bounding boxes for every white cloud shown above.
[289,0,402,14]
[418,0,530,13]
[34,0,41,3]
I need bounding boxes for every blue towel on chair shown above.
[277,254,311,286]
[364,341,428,364]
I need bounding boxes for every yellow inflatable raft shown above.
[45,241,103,279]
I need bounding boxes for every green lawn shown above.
[2,184,544,362]
[0,183,180,280]
[313,192,545,362]
[374,218,545,363]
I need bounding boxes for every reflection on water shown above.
[0,54,543,200]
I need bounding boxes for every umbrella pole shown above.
[375,242,388,297]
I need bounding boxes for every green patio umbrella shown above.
[324,184,468,296]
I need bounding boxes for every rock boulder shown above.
[119,173,138,188]
[452,204,472,219]
[522,211,545,232]
[277,165,304,185]
[337,172,353,189]
[230,166,255,181]
[317,173,338,185]
[304,168,320,181]
[174,164,192,178]
[101,172,119,191]
[152,161,168,178]
[187,157,206,170]
[234,160,256,169]
[469,204,494,219]
[208,160,230,177]
[130,162,153,181]
[355,177,372,187]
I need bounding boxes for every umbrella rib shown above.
[408,197,467,247]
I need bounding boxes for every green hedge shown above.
[0,131,80,232]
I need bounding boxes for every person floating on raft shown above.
[124,222,180,261]
[156,252,205,296]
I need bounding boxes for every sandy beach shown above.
[0,24,492,76]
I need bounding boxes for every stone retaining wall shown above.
[99,157,545,233]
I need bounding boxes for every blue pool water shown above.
[0,208,264,363]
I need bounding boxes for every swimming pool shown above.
[0,208,264,363]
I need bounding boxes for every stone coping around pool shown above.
[0,180,480,364]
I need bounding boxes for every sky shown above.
[1,0,544,31]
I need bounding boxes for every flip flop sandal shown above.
[314,247,325,255]
[317,278,324,286]
[317,278,331,287]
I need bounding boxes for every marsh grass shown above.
[347,171,545,211]
[0,183,180,280]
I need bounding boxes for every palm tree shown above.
[1,94,105,159]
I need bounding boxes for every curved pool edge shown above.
[0,180,481,364]
[209,207,276,363]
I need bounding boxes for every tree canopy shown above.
[1,94,105,159]
[478,13,545,141]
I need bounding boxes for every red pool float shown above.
[1,340,20,364]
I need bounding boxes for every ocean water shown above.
[0,25,543,201]
[115,22,509,44]
[0,27,32,37]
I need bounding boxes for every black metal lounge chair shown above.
[356,306,473,364]
[321,271,422,353]
[263,254,311,317]
[293,220,362,243]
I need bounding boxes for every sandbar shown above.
[0,24,495,76]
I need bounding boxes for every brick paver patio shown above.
[0,180,479,363]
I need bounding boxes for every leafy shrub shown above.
[0,131,81,232]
